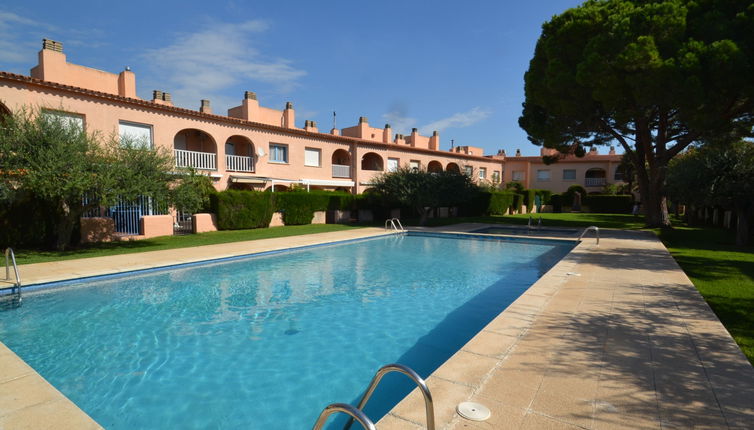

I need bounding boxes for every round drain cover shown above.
[456,402,491,421]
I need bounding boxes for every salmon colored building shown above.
[0,40,509,196]
[0,40,627,202]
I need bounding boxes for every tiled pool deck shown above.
[1,225,753,429]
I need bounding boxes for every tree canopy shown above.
[519,0,754,227]
[667,141,754,244]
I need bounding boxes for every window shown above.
[119,121,153,149]
[563,169,576,180]
[304,148,321,167]
[512,171,524,181]
[478,168,487,179]
[387,158,399,172]
[43,110,84,131]
[464,165,473,176]
[409,160,420,172]
[270,144,288,163]
[225,142,235,155]
[492,170,501,183]
[536,169,550,181]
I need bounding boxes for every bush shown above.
[585,194,634,213]
[563,185,588,206]
[523,189,537,213]
[210,190,275,229]
[550,194,563,212]
[511,193,524,214]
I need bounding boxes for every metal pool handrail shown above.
[312,403,376,430]
[344,363,434,430]
[578,226,600,245]
[384,218,405,232]
[4,247,21,293]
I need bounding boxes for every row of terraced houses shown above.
[0,40,626,205]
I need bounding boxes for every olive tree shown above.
[0,107,211,250]
[519,0,754,227]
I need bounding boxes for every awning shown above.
[229,175,269,185]
[300,179,355,187]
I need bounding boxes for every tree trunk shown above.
[735,206,751,246]
[636,163,671,228]
[54,200,81,251]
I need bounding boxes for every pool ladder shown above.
[312,363,435,430]
[528,216,542,230]
[578,226,600,245]
[2,248,22,302]
[384,218,405,232]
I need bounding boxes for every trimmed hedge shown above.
[210,190,275,230]
[511,193,524,214]
[586,194,634,213]
[563,185,588,206]
[488,191,516,215]
[275,192,326,225]
[460,191,516,216]
[550,194,563,212]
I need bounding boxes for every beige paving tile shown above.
[389,376,474,427]
[0,398,102,429]
[519,411,585,429]
[447,397,527,430]
[433,351,499,388]
[374,413,424,429]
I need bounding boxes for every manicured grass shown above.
[417,213,648,230]
[658,227,754,365]
[14,224,365,265]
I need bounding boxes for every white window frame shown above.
[304,147,321,167]
[563,169,577,181]
[478,168,487,179]
[464,165,473,176]
[43,110,85,131]
[512,171,524,181]
[536,169,550,181]
[119,121,153,149]
[492,170,501,183]
[387,158,399,172]
[269,144,288,163]
[409,160,420,172]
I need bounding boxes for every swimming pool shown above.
[0,233,572,429]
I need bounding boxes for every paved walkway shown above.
[379,225,754,429]
[2,226,753,429]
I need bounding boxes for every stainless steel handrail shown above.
[384,218,405,232]
[344,363,434,430]
[4,248,21,296]
[312,403,376,430]
[578,226,600,245]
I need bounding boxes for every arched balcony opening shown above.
[427,160,443,173]
[361,152,384,171]
[332,149,351,178]
[225,135,255,172]
[446,162,461,174]
[585,168,607,187]
[174,129,217,171]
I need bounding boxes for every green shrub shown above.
[505,181,524,193]
[488,191,516,215]
[550,194,563,212]
[585,194,634,213]
[210,190,275,230]
[511,193,524,214]
[523,189,537,213]
[563,185,588,206]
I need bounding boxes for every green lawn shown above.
[14,224,365,265]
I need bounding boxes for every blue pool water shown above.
[0,233,572,429]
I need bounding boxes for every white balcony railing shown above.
[174,149,217,170]
[226,154,255,172]
[332,164,351,178]
[585,177,607,187]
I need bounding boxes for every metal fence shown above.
[82,195,168,235]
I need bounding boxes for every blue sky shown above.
[0,1,582,156]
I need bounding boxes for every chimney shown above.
[429,130,439,151]
[152,90,163,101]
[42,38,63,52]
[244,91,257,100]
[359,116,368,124]
[200,99,212,114]
[151,91,173,106]
[515,149,521,157]
[304,120,318,132]
[609,146,616,155]
[283,101,295,128]
[383,124,391,143]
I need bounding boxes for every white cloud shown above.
[0,11,50,65]
[143,20,305,111]
[419,107,491,135]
